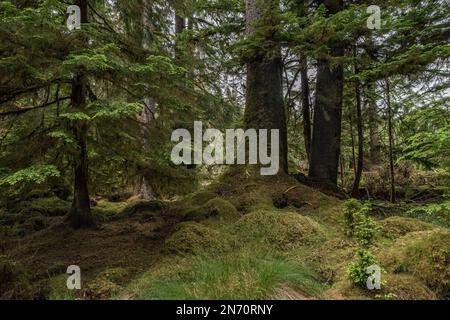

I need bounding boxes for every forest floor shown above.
[1,168,449,300]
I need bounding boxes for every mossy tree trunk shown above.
[309,0,344,185]
[66,0,94,228]
[244,0,288,174]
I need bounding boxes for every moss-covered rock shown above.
[235,210,324,250]
[379,216,434,239]
[379,229,450,298]
[184,198,239,222]
[165,222,233,255]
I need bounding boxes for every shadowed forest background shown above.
[0,0,449,300]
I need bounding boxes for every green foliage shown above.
[347,249,379,289]
[406,201,450,227]
[0,165,60,186]
[343,199,378,247]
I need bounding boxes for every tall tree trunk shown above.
[136,0,155,200]
[309,0,344,185]
[367,82,382,165]
[66,0,94,228]
[244,0,288,174]
[386,79,396,203]
[365,37,382,166]
[351,49,363,197]
[301,55,312,163]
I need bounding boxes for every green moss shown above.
[184,198,239,222]
[380,229,450,298]
[379,216,434,239]
[92,200,128,216]
[47,273,78,300]
[164,222,233,256]
[84,268,128,299]
[121,200,165,217]
[383,274,437,300]
[186,191,218,206]
[24,197,70,217]
[235,210,324,250]
[0,255,34,299]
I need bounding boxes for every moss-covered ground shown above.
[1,169,448,300]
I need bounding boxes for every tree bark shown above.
[367,82,382,165]
[386,79,396,203]
[351,49,363,197]
[66,0,94,228]
[244,0,288,173]
[309,0,344,185]
[301,56,312,163]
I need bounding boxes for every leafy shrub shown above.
[343,199,378,247]
[347,249,379,288]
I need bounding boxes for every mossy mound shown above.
[184,198,239,222]
[186,191,218,206]
[22,197,70,217]
[383,274,437,300]
[164,222,233,255]
[235,210,324,250]
[84,268,128,299]
[379,216,434,239]
[121,200,165,217]
[92,200,128,216]
[379,229,450,298]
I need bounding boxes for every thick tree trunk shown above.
[309,0,344,185]
[66,0,94,228]
[244,0,288,174]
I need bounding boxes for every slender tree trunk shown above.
[349,114,357,176]
[137,0,155,200]
[367,82,382,165]
[386,79,396,203]
[66,0,94,228]
[365,37,382,166]
[244,0,288,173]
[301,56,312,163]
[351,48,364,197]
[309,0,344,184]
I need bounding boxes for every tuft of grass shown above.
[125,249,326,300]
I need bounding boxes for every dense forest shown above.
[0,0,449,300]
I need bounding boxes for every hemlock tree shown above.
[244,0,288,173]
[0,0,188,227]
[309,0,344,185]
